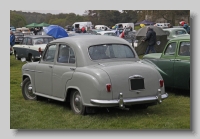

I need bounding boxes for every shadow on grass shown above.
[36,96,156,116]
[165,87,190,97]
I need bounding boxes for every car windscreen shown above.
[88,44,135,60]
[33,38,53,45]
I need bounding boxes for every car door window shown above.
[179,41,190,56]
[27,38,32,45]
[22,37,27,45]
[164,42,176,55]
[57,44,75,64]
[43,44,57,62]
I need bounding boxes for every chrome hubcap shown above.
[73,92,82,113]
[25,82,36,99]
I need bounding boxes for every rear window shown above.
[175,30,187,35]
[88,44,135,60]
[33,38,53,45]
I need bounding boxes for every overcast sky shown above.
[21,10,122,15]
[21,10,86,15]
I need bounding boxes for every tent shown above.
[135,20,155,26]
[134,26,168,55]
[36,22,50,27]
[26,23,39,28]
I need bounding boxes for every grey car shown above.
[163,28,189,40]
[21,35,168,115]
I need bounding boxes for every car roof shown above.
[23,35,53,38]
[163,28,186,31]
[50,35,129,47]
[170,34,190,41]
[98,31,115,33]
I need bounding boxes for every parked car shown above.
[23,32,35,36]
[10,47,13,55]
[13,35,54,62]
[14,31,24,44]
[142,35,190,90]
[163,28,189,40]
[96,30,116,36]
[20,35,168,115]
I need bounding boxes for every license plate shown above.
[19,38,23,40]
[130,78,145,90]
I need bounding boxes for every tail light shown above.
[106,84,111,92]
[38,47,42,55]
[159,79,164,87]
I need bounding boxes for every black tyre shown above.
[28,54,35,62]
[70,90,86,115]
[14,52,20,60]
[22,78,36,100]
[31,55,35,62]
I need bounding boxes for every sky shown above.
[21,10,88,15]
[21,10,123,15]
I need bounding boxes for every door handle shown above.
[49,65,53,68]
[170,59,181,61]
[70,68,75,71]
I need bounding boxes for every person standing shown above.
[142,27,157,55]
[10,30,15,47]
[183,23,190,34]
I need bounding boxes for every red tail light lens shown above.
[38,47,42,52]
[159,79,164,87]
[106,84,111,92]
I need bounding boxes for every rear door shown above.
[52,44,76,99]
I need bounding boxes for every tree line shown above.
[10,10,190,28]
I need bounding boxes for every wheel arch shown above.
[65,87,81,102]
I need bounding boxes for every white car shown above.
[96,31,116,36]
[13,35,54,62]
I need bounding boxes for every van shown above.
[115,23,134,30]
[72,22,93,31]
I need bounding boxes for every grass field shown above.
[10,54,190,130]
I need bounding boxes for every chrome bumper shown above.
[90,89,168,108]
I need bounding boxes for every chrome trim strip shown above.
[23,69,43,73]
[90,93,168,106]
[129,75,144,79]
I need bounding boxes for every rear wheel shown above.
[28,54,36,62]
[70,90,86,115]
[14,51,20,60]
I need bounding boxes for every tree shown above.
[10,11,27,27]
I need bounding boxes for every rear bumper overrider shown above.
[90,89,168,108]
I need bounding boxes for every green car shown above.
[142,35,190,90]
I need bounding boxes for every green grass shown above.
[10,55,190,130]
